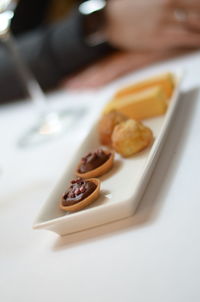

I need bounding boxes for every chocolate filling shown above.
[62,178,97,206]
[78,149,110,173]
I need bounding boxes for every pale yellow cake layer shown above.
[103,86,168,120]
[114,72,174,99]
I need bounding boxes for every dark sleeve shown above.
[0,10,112,104]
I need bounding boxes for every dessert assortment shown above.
[59,72,175,213]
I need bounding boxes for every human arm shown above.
[62,0,200,90]
[105,0,200,51]
[63,49,187,89]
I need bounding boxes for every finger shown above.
[171,9,200,31]
[162,27,200,49]
[135,29,200,51]
[168,8,200,31]
[169,0,200,10]
[166,0,200,27]
[186,12,200,31]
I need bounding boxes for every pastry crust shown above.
[76,150,114,179]
[98,111,127,146]
[60,178,100,212]
[112,119,153,157]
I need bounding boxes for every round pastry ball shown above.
[112,119,153,157]
[98,111,128,146]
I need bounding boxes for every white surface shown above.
[1,51,200,302]
[33,70,183,236]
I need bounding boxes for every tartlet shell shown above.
[60,178,100,212]
[76,150,114,179]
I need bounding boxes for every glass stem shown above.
[2,30,48,114]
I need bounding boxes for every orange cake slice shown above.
[114,72,174,99]
[103,86,168,120]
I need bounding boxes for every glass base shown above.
[18,109,84,147]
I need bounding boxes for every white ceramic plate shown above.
[33,70,183,236]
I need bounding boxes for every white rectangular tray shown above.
[33,70,183,236]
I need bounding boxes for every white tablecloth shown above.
[1,51,200,302]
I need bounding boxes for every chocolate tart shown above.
[60,178,100,212]
[76,149,114,179]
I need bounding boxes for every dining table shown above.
[0,50,200,302]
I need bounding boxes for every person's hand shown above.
[105,0,200,51]
[62,49,184,90]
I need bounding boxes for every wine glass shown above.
[0,0,83,147]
